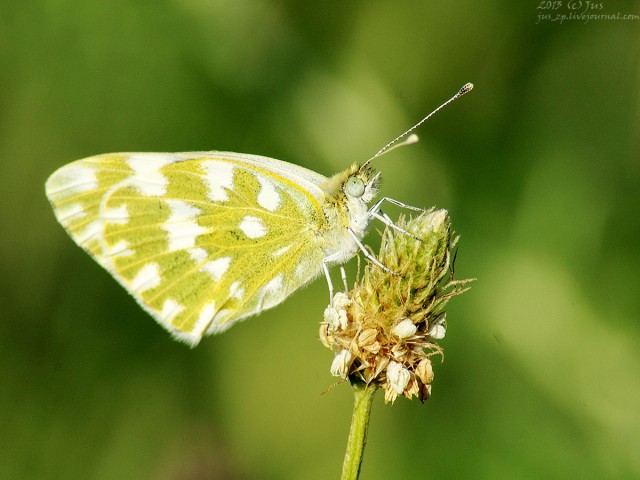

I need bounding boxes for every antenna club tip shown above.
[406,134,419,144]
[459,83,474,95]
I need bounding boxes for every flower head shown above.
[319,209,473,403]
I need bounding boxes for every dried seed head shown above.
[319,209,473,403]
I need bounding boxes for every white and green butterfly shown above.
[45,84,472,346]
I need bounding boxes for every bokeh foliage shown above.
[1,1,639,479]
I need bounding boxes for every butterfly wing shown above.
[46,152,330,346]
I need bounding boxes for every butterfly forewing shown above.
[46,152,330,345]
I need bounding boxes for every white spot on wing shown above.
[163,200,207,251]
[212,309,231,325]
[239,216,267,239]
[256,175,281,211]
[229,281,245,299]
[272,245,292,258]
[257,273,285,312]
[76,220,102,245]
[263,274,283,293]
[104,204,129,224]
[108,240,133,258]
[47,165,98,198]
[128,155,172,196]
[169,330,201,347]
[160,298,185,324]
[56,203,86,223]
[295,258,311,280]
[201,257,231,281]
[193,301,216,336]
[189,247,208,263]
[130,263,161,293]
[204,309,234,335]
[202,161,234,202]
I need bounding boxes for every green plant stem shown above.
[341,381,377,480]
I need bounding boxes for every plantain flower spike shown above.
[320,209,473,403]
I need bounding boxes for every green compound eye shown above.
[346,176,365,198]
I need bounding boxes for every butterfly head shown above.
[321,163,381,207]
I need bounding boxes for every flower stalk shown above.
[341,381,377,480]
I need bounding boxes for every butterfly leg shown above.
[368,197,424,241]
[346,227,396,275]
[369,196,424,215]
[340,265,349,292]
[322,260,336,300]
[323,217,403,302]
[369,210,421,241]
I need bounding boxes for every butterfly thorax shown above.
[318,164,380,266]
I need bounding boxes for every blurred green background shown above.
[2,1,639,478]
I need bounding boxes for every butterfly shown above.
[45,83,472,346]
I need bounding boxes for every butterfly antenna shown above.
[362,83,474,168]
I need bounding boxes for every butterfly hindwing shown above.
[46,152,330,345]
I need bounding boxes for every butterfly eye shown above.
[345,176,365,198]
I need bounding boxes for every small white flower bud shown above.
[330,349,353,378]
[391,318,417,339]
[331,292,352,310]
[323,305,348,330]
[427,209,447,232]
[323,292,352,330]
[387,361,410,395]
[416,359,434,384]
[428,314,447,340]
